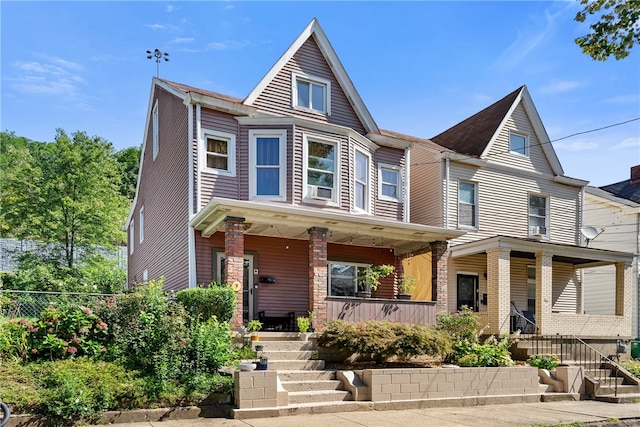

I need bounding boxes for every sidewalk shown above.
[87,400,640,427]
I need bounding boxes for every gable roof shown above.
[431,85,564,176]
[243,18,379,134]
[586,185,640,208]
[600,180,640,204]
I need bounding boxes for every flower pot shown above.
[257,357,268,370]
[300,332,310,341]
[355,291,372,298]
[397,293,412,300]
[255,344,264,352]
[251,333,259,341]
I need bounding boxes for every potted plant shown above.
[356,264,395,298]
[397,275,416,300]
[308,310,317,332]
[297,316,311,341]
[246,319,263,341]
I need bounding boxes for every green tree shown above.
[575,0,640,60]
[1,129,128,269]
[115,146,141,201]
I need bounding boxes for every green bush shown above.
[453,335,514,367]
[184,317,235,374]
[436,305,480,343]
[622,360,640,378]
[95,280,189,383]
[175,283,236,324]
[318,319,452,363]
[0,319,31,360]
[528,354,559,370]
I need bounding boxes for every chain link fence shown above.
[0,290,117,319]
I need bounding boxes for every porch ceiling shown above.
[449,235,633,267]
[189,197,464,255]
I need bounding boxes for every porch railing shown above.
[326,297,437,324]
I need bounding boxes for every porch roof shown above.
[449,235,633,268]
[190,197,464,255]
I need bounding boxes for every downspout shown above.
[444,157,450,228]
[580,185,585,313]
[187,96,196,288]
[404,147,410,222]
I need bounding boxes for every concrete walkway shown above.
[86,401,640,427]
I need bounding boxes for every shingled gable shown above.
[243,18,379,134]
[431,85,564,176]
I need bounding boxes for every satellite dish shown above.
[580,226,604,246]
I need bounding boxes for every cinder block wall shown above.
[234,371,278,409]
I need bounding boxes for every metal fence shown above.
[0,290,117,319]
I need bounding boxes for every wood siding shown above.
[251,38,367,135]
[327,298,437,324]
[128,86,190,290]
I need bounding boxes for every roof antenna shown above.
[580,226,604,247]
[147,49,169,77]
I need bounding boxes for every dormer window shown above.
[293,73,331,114]
[509,132,528,156]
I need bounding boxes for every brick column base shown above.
[225,216,245,328]
[431,241,449,314]
[308,227,328,331]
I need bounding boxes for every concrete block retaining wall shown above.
[234,371,279,409]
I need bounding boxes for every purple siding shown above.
[128,86,190,291]
[374,146,405,221]
[252,38,367,135]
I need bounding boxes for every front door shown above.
[457,274,478,311]
[216,253,256,323]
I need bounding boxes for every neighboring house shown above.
[409,86,635,338]
[584,166,640,337]
[126,19,463,328]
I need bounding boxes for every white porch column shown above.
[535,251,553,335]
[616,262,633,336]
[486,247,511,335]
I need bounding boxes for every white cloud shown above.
[540,79,583,95]
[171,37,194,44]
[146,24,165,30]
[604,94,639,104]
[613,136,640,150]
[205,40,251,51]
[166,5,177,13]
[553,140,598,151]
[7,57,86,98]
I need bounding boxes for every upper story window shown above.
[202,129,236,176]
[354,150,370,212]
[458,181,477,228]
[129,220,134,255]
[529,193,548,237]
[152,100,159,160]
[139,206,144,243]
[249,130,287,201]
[378,164,401,202]
[509,132,528,156]
[304,135,338,203]
[293,73,331,115]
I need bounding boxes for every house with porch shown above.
[126,18,464,329]
[409,86,635,339]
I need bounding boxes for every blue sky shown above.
[1,1,639,187]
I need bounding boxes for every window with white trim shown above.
[293,73,331,114]
[304,135,338,203]
[458,181,477,228]
[152,100,159,159]
[249,130,287,201]
[139,206,144,243]
[354,150,370,212]
[328,261,369,297]
[509,132,527,156]
[528,194,548,236]
[378,164,401,202]
[202,129,236,176]
[129,221,134,255]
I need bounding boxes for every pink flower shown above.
[81,308,92,315]
[66,346,78,354]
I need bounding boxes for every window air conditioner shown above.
[310,186,333,200]
[530,226,547,236]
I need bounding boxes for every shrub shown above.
[436,305,481,343]
[528,354,559,370]
[318,319,452,363]
[452,335,514,367]
[175,283,236,324]
[0,319,31,360]
[622,360,640,378]
[184,317,235,375]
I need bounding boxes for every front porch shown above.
[451,236,634,338]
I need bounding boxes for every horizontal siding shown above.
[128,86,190,290]
[409,143,443,226]
[327,298,437,324]
[446,163,580,246]
[374,146,405,221]
[252,38,367,135]
[552,262,578,313]
[485,104,554,176]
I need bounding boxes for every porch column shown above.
[431,241,449,314]
[616,261,633,336]
[225,216,245,329]
[308,227,328,330]
[535,251,553,335]
[486,247,511,335]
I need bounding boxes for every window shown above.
[139,206,144,243]
[304,135,337,202]
[458,181,477,228]
[379,164,401,202]
[354,150,370,212]
[249,130,287,201]
[529,194,548,236]
[152,100,159,159]
[293,73,331,114]
[509,132,527,156]
[202,129,236,176]
[129,221,134,255]
[329,262,368,297]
